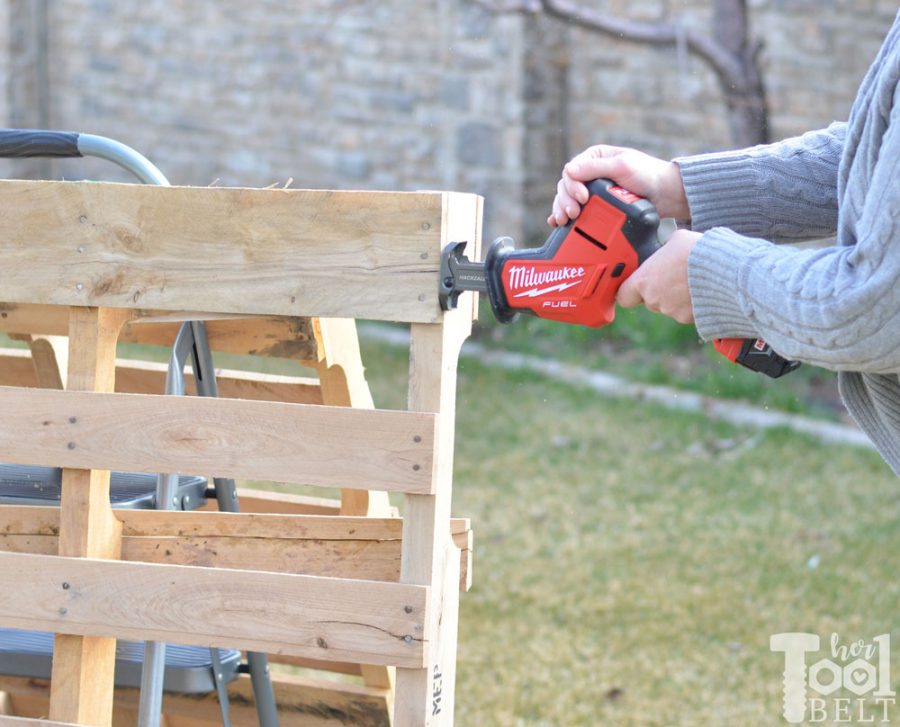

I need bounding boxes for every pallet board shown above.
[0,551,428,668]
[0,306,321,360]
[0,386,436,493]
[0,508,473,590]
[0,672,392,727]
[0,349,325,402]
[0,181,480,323]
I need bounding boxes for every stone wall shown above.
[0,1,895,244]
[567,0,897,156]
[0,1,531,238]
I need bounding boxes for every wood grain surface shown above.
[0,181,483,323]
[0,386,436,493]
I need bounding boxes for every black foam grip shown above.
[0,129,81,158]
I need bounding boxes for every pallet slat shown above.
[0,533,401,582]
[0,672,391,727]
[0,509,472,590]
[0,181,476,323]
[113,510,471,542]
[0,306,321,360]
[0,551,427,668]
[113,360,325,403]
[0,386,435,493]
[0,351,324,403]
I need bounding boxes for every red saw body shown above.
[439,178,799,378]
[496,186,654,327]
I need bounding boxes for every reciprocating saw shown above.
[439,178,799,378]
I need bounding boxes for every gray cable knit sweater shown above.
[677,12,900,475]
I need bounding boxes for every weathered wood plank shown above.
[0,672,391,727]
[0,551,428,668]
[122,316,319,360]
[127,510,407,539]
[0,181,481,323]
[0,508,409,541]
[0,502,400,541]
[0,509,473,591]
[49,307,129,726]
[394,190,478,725]
[0,386,436,493]
[0,543,470,594]
[0,352,323,401]
[113,359,324,403]
[0,532,401,582]
[226,489,344,515]
[0,305,320,360]
[0,350,37,387]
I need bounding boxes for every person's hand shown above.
[616,229,701,324]
[548,145,690,226]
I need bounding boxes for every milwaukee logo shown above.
[507,265,585,298]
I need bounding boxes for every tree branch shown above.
[538,0,747,91]
[471,0,541,11]
[473,0,749,93]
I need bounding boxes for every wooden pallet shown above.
[0,311,473,721]
[0,180,481,726]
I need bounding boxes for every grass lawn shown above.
[359,338,900,727]
[479,303,847,422]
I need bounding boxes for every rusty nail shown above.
[67,442,76,450]
[62,582,70,590]
[404,605,413,614]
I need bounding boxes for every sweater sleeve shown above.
[674,122,846,242]
[686,108,900,373]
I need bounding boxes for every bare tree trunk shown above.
[479,0,770,147]
[713,0,769,145]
